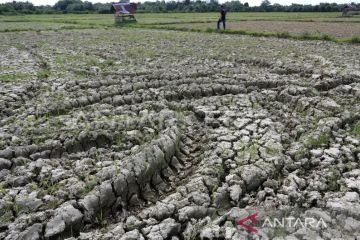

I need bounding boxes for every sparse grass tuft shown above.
[86,56,99,66]
[248,144,258,158]
[298,31,312,40]
[96,209,108,230]
[0,140,5,149]
[175,109,185,124]
[350,36,360,44]
[307,133,330,148]
[80,175,99,196]
[38,178,60,195]
[0,183,5,194]
[0,73,31,82]
[276,31,291,38]
[326,167,341,191]
[351,121,360,136]
[115,134,126,149]
[126,46,156,58]
[320,33,335,41]
[0,214,12,224]
[55,56,65,65]
[104,59,115,67]
[37,69,50,79]
[14,43,26,50]
[45,199,61,209]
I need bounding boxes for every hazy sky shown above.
[0,0,355,6]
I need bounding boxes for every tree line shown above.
[0,0,358,15]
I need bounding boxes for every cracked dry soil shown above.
[0,28,360,240]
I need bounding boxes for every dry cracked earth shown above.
[0,28,360,240]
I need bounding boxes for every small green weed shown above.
[307,133,330,148]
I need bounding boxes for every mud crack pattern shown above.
[0,29,360,239]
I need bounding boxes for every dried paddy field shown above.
[0,15,360,240]
[172,20,360,38]
[1,13,359,42]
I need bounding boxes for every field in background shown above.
[170,20,360,38]
[0,12,360,41]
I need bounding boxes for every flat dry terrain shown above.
[175,20,360,37]
[1,13,360,40]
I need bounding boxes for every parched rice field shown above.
[0,13,360,240]
[0,22,88,31]
[173,20,360,37]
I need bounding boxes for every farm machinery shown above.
[112,3,137,24]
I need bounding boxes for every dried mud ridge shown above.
[1,29,360,240]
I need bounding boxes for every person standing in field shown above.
[217,5,227,30]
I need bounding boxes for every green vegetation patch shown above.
[350,36,360,43]
[351,121,360,136]
[306,133,330,148]
[126,46,157,58]
[0,73,32,82]
[37,69,50,79]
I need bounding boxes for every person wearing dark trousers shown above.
[217,5,226,30]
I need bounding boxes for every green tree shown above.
[260,0,271,11]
